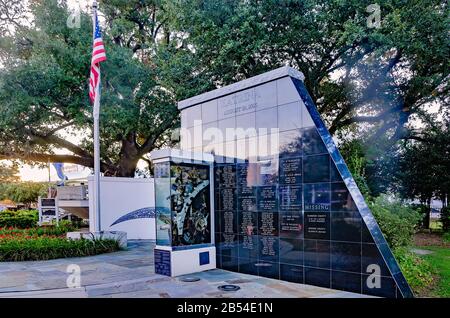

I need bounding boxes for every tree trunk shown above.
[114,133,141,177]
[423,199,431,230]
[116,157,139,177]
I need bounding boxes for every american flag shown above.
[89,5,106,104]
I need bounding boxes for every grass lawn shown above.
[418,246,450,298]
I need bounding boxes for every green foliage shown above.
[393,247,434,295]
[441,206,450,233]
[339,139,372,199]
[28,221,76,236]
[0,182,49,206]
[394,119,450,208]
[0,209,38,228]
[370,196,422,249]
[443,232,450,243]
[0,238,120,262]
[0,162,20,182]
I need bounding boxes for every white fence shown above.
[88,176,155,240]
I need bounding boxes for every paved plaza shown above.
[0,241,370,298]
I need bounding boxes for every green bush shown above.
[27,221,76,236]
[370,195,422,249]
[0,212,37,229]
[441,206,450,233]
[0,238,121,261]
[393,247,434,295]
[443,232,450,243]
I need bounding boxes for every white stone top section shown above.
[150,148,214,163]
[178,66,305,110]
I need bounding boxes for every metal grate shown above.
[218,284,241,292]
[179,276,201,282]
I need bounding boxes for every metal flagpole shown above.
[92,1,101,232]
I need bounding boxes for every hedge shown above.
[0,210,38,229]
[0,237,121,261]
[370,196,422,249]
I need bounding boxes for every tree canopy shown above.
[0,0,448,177]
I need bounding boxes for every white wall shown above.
[88,176,155,240]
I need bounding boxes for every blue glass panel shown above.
[280,264,304,284]
[279,185,302,211]
[331,212,361,242]
[304,239,331,268]
[362,243,391,277]
[237,191,257,212]
[256,107,278,133]
[217,188,237,211]
[304,183,331,212]
[304,267,331,288]
[362,275,397,298]
[259,236,279,262]
[214,201,221,233]
[331,182,357,212]
[393,272,414,298]
[330,162,343,182]
[220,210,238,234]
[256,157,279,185]
[378,243,401,275]
[238,258,258,275]
[257,261,279,279]
[258,212,279,236]
[239,211,258,235]
[257,186,278,212]
[215,164,236,188]
[331,271,362,294]
[303,155,330,183]
[331,242,361,273]
[304,212,330,240]
[237,162,259,188]
[279,238,303,265]
[278,102,301,132]
[221,255,239,272]
[280,212,303,239]
[302,127,327,155]
[279,157,302,184]
[279,130,302,158]
[361,222,374,243]
[216,250,222,268]
[219,233,238,258]
[238,234,258,259]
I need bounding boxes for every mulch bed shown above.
[414,232,450,248]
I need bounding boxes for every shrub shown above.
[393,247,434,295]
[27,221,76,237]
[441,206,450,233]
[370,195,422,249]
[443,232,450,243]
[0,211,37,229]
[0,237,120,261]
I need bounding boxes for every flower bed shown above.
[0,226,121,261]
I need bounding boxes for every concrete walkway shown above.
[0,240,370,298]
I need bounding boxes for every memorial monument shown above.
[153,66,413,298]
